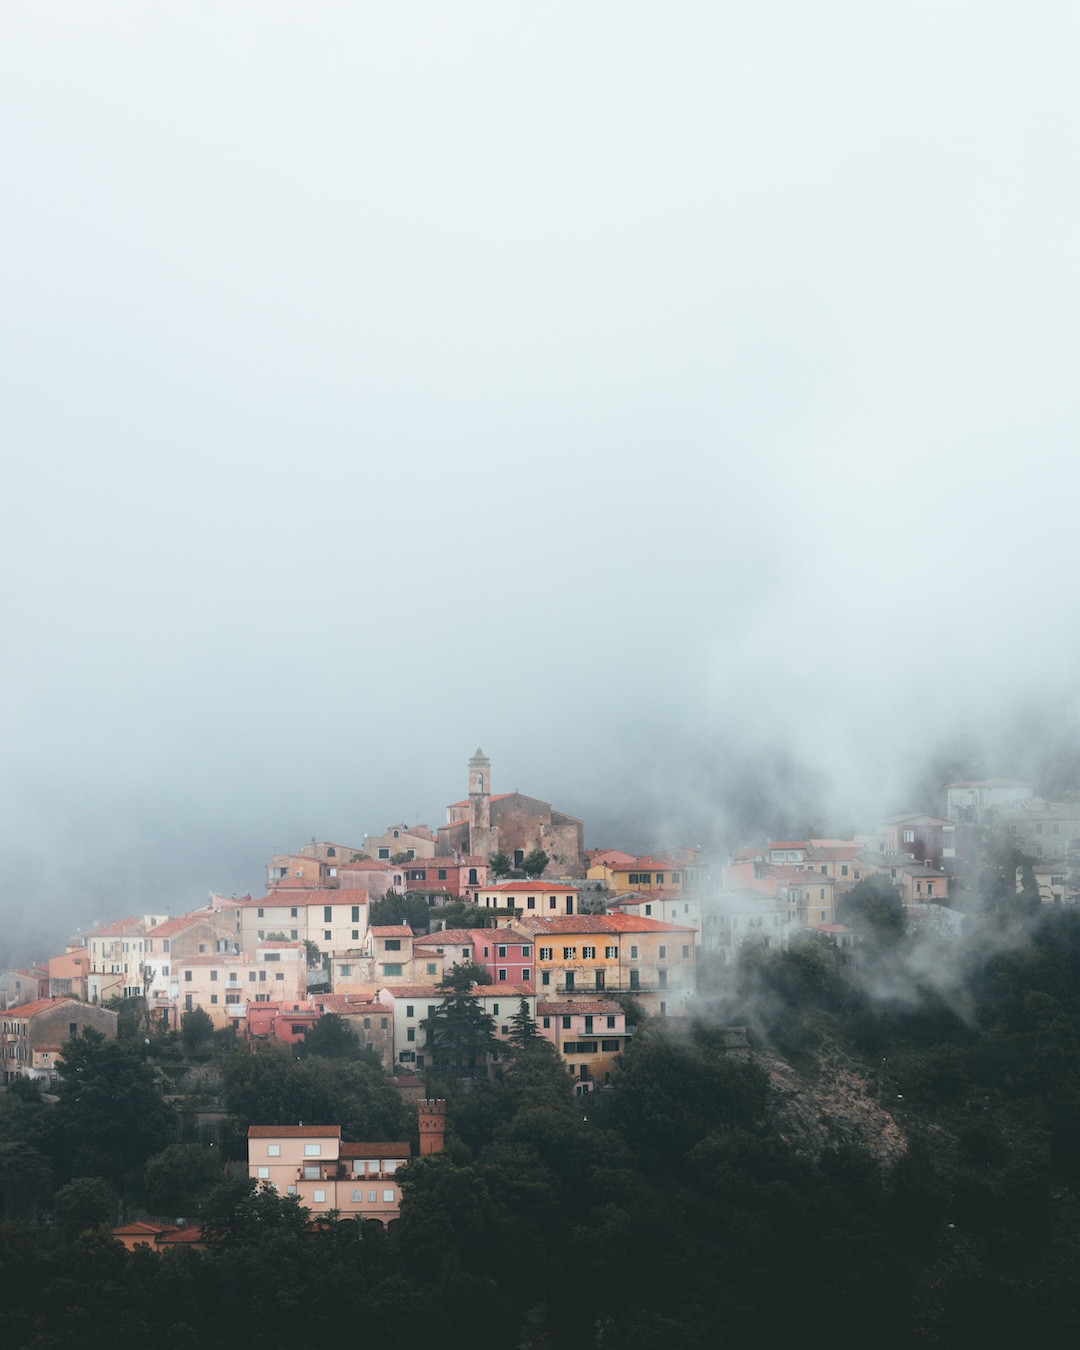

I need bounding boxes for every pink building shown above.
[402,856,488,902]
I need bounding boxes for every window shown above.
[275,972,284,981]
[607,1015,616,1028]
[522,969,531,980]
[562,947,576,960]
[287,1185,297,1196]
[605,946,618,959]
[304,1144,322,1156]
[291,908,298,918]
[564,972,575,991]
[562,1016,572,1029]
[683,945,690,958]
[257,1166,270,1178]
[351,1190,364,1203]
[630,945,638,959]
[492,1004,499,1015]
[382,1190,395,1202]
[629,970,640,989]
[313,1190,326,1203]
[498,945,506,958]
[427,963,437,975]
[210,993,218,1004]
[378,848,390,859]
[267,1145,281,1157]
[368,1189,378,1202]
[438,869,447,880]
[903,830,915,843]
[259,970,267,981]
[257,908,264,918]
[527,897,536,909]
[324,907,333,922]
[339,965,351,977]
[352,906,360,922]
[184,970,193,982]
[582,946,595,959]
[352,930,359,940]
[226,993,240,1004]
[248,971,257,982]
[658,970,668,989]
[406,1006,414,1017]
[541,972,550,986]
[658,945,666,959]
[498,969,507,981]
[210,969,218,981]
[407,1029,415,1042]
[548,897,556,909]
[384,939,401,951]
[602,1039,621,1052]
[543,1016,550,1028]
[645,904,652,916]
[324,930,332,941]
[539,947,552,961]
[380,1018,387,1028]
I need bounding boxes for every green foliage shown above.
[48,1029,174,1187]
[508,998,541,1049]
[429,902,487,929]
[221,1044,410,1153]
[181,1006,214,1052]
[837,874,906,952]
[421,983,500,1073]
[0,1141,53,1220]
[53,1175,116,1237]
[439,962,491,991]
[368,889,436,931]
[488,850,512,878]
[142,1143,221,1216]
[522,847,549,877]
[303,938,323,968]
[297,1012,364,1060]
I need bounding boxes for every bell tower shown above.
[467,747,496,858]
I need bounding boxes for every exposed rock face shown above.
[756,1045,907,1165]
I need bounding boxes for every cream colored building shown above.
[171,942,306,1030]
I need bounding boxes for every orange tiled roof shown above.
[88,916,144,937]
[340,1142,411,1158]
[369,926,414,937]
[3,997,77,1019]
[482,881,578,893]
[537,1000,623,1016]
[247,1125,341,1138]
[236,889,372,910]
[377,984,442,999]
[145,912,216,938]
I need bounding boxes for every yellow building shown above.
[586,856,687,894]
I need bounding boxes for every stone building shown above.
[435,749,586,875]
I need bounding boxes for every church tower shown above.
[467,747,496,858]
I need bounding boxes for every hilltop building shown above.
[436,749,586,875]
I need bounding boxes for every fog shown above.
[1,4,1077,963]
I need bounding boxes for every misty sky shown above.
[2,4,1078,961]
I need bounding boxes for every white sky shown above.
[1,4,1077,955]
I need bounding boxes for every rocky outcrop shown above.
[756,1044,907,1164]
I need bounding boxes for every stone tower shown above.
[418,1098,447,1155]
[467,747,496,858]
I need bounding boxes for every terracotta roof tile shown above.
[247,1125,341,1138]
[340,1142,411,1158]
[369,926,414,937]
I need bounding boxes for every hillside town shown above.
[3,753,1068,1106]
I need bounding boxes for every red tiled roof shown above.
[338,859,395,872]
[474,984,533,998]
[537,1000,623,1016]
[257,940,305,950]
[601,913,698,934]
[4,997,77,1019]
[88,916,143,937]
[482,881,578,893]
[247,1125,341,1138]
[155,1225,204,1244]
[446,794,514,809]
[318,995,385,1015]
[518,913,695,936]
[378,985,442,999]
[235,890,372,910]
[113,1221,177,1237]
[413,929,481,947]
[369,926,414,937]
[340,1142,411,1159]
[145,912,214,938]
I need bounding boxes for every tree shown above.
[523,848,550,878]
[49,1029,174,1187]
[429,902,487,929]
[303,939,323,969]
[369,889,435,931]
[442,961,492,990]
[298,1012,363,1060]
[489,851,512,879]
[508,998,542,1050]
[142,1142,221,1216]
[422,978,500,1073]
[53,1176,116,1237]
[182,1006,214,1052]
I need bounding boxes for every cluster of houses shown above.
[3,760,1070,1099]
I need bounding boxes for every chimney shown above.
[418,1098,447,1156]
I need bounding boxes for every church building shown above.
[435,749,586,877]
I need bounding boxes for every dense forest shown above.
[2,864,1080,1348]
